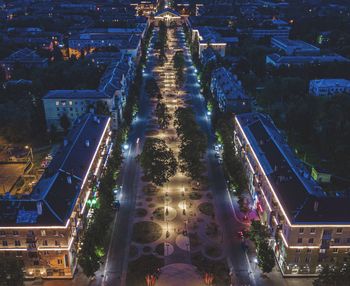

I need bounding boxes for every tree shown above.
[138,138,177,186]
[0,256,24,286]
[145,78,161,98]
[313,264,350,286]
[155,102,171,129]
[174,107,207,181]
[95,100,110,116]
[59,114,71,133]
[248,220,270,243]
[256,240,275,273]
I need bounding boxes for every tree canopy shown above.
[139,137,177,186]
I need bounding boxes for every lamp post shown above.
[25,145,33,162]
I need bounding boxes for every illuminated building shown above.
[235,112,350,276]
[0,114,112,279]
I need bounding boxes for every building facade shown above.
[43,53,135,131]
[271,37,320,56]
[309,79,350,96]
[210,67,250,113]
[234,113,350,276]
[0,114,111,279]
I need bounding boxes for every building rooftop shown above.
[310,78,350,87]
[0,47,47,64]
[267,53,350,65]
[212,67,248,100]
[236,112,350,224]
[272,37,320,52]
[0,113,110,227]
[43,90,109,100]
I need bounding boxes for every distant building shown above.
[235,112,350,276]
[0,113,112,279]
[43,53,135,131]
[271,37,320,56]
[68,26,146,60]
[153,8,184,27]
[309,79,350,96]
[266,53,350,67]
[191,26,231,58]
[238,26,291,39]
[210,67,250,113]
[0,48,48,80]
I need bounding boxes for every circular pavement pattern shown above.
[156,263,203,286]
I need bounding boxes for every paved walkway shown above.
[156,263,203,286]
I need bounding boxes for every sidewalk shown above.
[228,191,315,286]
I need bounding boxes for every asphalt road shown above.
[96,29,159,286]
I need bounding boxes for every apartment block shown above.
[309,79,350,96]
[210,67,250,113]
[0,113,112,279]
[234,112,350,276]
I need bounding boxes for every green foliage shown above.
[155,102,171,129]
[145,78,161,98]
[174,107,207,181]
[59,114,71,133]
[0,256,24,286]
[139,138,177,186]
[256,240,275,273]
[215,115,247,195]
[248,221,270,243]
[174,51,185,86]
[313,264,350,286]
[248,221,275,273]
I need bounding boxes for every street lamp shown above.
[25,145,33,162]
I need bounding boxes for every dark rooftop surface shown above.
[0,113,110,227]
[237,113,350,224]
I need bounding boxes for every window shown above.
[57,259,63,265]
[294,256,300,263]
[56,107,60,111]
[295,249,301,253]
[69,101,73,106]
[319,249,326,254]
[297,238,302,244]
[33,260,39,266]
[55,240,59,246]
[305,256,311,263]
[41,230,46,237]
[16,251,22,257]
[14,240,21,246]
[43,240,48,246]
[333,248,339,253]
[308,238,314,244]
[2,241,8,246]
[307,249,312,253]
[299,228,304,234]
[55,101,59,106]
[335,238,340,244]
[336,228,343,234]
[310,228,315,234]
[347,238,350,243]
[13,231,18,236]
[0,231,5,236]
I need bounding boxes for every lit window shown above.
[69,101,73,106]
[41,230,46,237]
[56,101,59,106]
[333,248,339,253]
